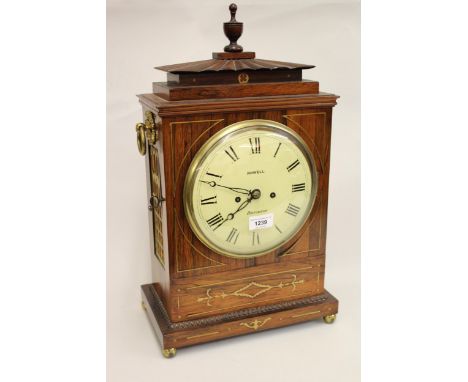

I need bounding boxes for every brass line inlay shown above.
[186,331,220,340]
[185,265,314,290]
[291,310,321,318]
[240,317,271,330]
[283,182,323,256]
[197,274,304,307]
[175,211,225,270]
[172,119,225,194]
[283,113,327,174]
[170,116,325,272]
[186,291,313,318]
[283,250,318,257]
[318,196,323,249]
[170,119,226,273]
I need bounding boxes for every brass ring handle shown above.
[136,122,147,155]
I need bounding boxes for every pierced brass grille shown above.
[150,146,164,266]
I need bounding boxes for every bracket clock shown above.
[136,4,339,358]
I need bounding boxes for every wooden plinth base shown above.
[141,283,338,357]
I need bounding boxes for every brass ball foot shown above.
[162,348,177,358]
[323,314,336,324]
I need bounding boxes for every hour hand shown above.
[213,194,252,231]
[200,180,250,195]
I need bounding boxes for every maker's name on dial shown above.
[247,209,268,215]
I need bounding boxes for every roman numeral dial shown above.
[251,232,260,246]
[273,142,282,158]
[224,146,239,162]
[226,228,239,244]
[206,213,223,228]
[200,196,217,205]
[287,159,300,172]
[285,203,301,217]
[185,122,317,258]
[249,137,261,154]
[206,172,222,178]
[292,183,305,192]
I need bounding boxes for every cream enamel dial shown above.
[183,119,318,258]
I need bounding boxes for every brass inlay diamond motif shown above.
[197,274,304,306]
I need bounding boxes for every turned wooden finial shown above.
[229,3,237,21]
[224,3,243,52]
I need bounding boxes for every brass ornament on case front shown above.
[240,317,271,330]
[183,119,318,259]
[238,72,249,84]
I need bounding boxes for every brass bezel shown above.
[183,119,318,259]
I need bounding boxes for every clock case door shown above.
[139,99,337,323]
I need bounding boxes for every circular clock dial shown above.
[183,120,317,258]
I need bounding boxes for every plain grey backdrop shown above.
[107,1,360,381]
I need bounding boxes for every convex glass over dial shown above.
[183,119,318,258]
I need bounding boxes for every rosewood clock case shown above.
[136,4,339,357]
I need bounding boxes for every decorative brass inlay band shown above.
[186,331,219,340]
[283,112,326,173]
[187,266,313,290]
[187,291,313,318]
[197,274,304,306]
[291,310,321,318]
[240,317,271,330]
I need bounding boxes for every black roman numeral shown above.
[273,142,282,158]
[292,183,305,192]
[225,146,239,162]
[285,203,300,217]
[206,213,223,227]
[251,231,260,246]
[226,228,239,244]
[287,159,300,172]
[200,196,217,205]
[206,172,222,178]
[249,137,261,154]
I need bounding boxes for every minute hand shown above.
[213,194,253,231]
[200,181,250,195]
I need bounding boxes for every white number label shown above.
[249,213,274,231]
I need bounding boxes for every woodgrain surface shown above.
[108,1,359,374]
[138,93,338,323]
[139,92,338,117]
[167,69,302,86]
[142,283,338,350]
[153,80,319,101]
[155,58,314,73]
